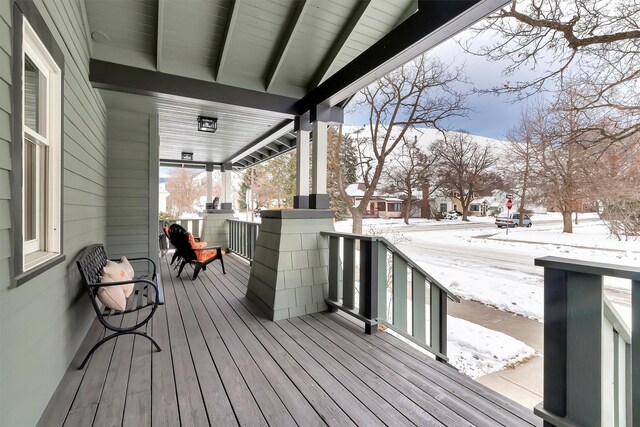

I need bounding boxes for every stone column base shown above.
[246,209,335,321]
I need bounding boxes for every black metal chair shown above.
[76,244,164,369]
[168,224,225,279]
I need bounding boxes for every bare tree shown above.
[166,168,208,216]
[337,54,468,233]
[587,134,640,240]
[381,135,438,224]
[504,106,542,226]
[522,92,596,233]
[465,0,640,147]
[432,133,501,221]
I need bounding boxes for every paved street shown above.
[398,218,632,307]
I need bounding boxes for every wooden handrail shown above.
[534,256,638,427]
[321,230,459,362]
[322,231,459,302]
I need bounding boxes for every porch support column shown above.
[246,209,334,321]
[294,115,311,209]
[203,162,234,250]
[310,105,329,209]
[221,162,233,210]
[206,163,214,202]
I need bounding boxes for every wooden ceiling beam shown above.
[90,60,299,117]
[265,0,311,92]
[156,0,165,71]
[395,0,419,28]
[296,0,504,112]
[309,0,372,90]
[216,0,241,82]
[256,148,271,157]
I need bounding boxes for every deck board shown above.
[39,252,541,427]
[161,270,211,427]
[149,293,180,427]
[191,275,324,426]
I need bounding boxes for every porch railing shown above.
[534,256,639,427]
[321,231,459,362]
[227,219,259,262]
[158,218,204,237]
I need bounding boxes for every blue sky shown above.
[344,30,540,141]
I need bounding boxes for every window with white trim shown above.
[21,17,62,271]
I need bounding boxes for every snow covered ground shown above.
[334,213,636,378]
[386,316,536,379]
[446,317,536,378]
[335,213,638,325]
[381,295,538,379]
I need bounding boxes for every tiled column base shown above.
[202,210,234,251]
[246,209,334,321]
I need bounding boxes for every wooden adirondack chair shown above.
[168,224,225,279]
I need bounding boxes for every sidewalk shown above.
[449,299,544,410]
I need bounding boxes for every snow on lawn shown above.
[486,219,640,253]
[343,213,638,322]
[386,316,536,379]
[447,317,536,378]
[333,215,497,232]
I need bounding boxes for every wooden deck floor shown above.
[39,253,541,427]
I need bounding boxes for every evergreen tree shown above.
[328,127,358,220]
[238,170,251,210]
[236,151,297,211]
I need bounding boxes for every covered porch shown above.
[38,252,540,427]
[4,0,639,425]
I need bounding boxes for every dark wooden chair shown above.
[162,221,182,266]
[76,244,164,369]
[168,224,225,279]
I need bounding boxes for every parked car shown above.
[444,210,462,220]
[495,213,532,228]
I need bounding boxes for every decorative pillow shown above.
[97,276,127,311]
[103,259,134,297]
[119,256,135,278]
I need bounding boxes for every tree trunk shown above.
[404,189,412,225]
[518,190,526,227]
[562,211,573,233]
[421,184,430,218]
[574,211,578,225]
[403,200,410,225]
[462,206,469,221]
[352,209,363,234]
[425,203,432,219]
